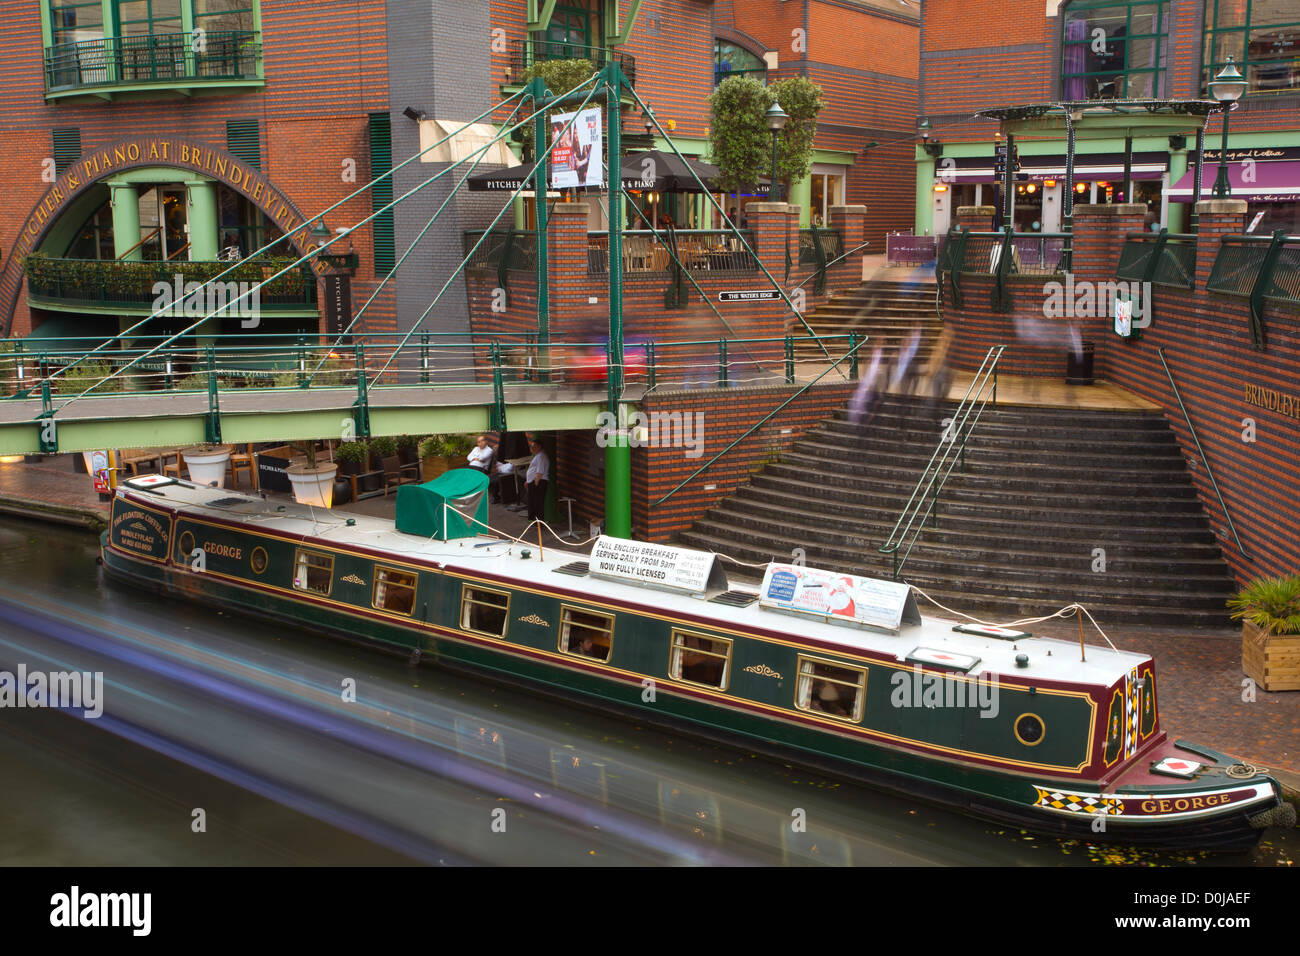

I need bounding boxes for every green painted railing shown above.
[1206,231,1300,350]
[878,345,1005,581]
[510,38,636,85]
[44,31,261,93]
[1116,230,1197,290]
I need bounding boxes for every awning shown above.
[944,153,1167,185]
[1167,160,1300,203]
[419,120,519,166]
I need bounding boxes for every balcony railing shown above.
[1116,231,1197,290]
[463,231,538,272]
[587,230,757,275]
[25,257,317,310]
[509,38,635,85]
[44,31,261,94]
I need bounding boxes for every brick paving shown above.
[2,454,1295,787]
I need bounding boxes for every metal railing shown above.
[587,230,757,275]
[24,257,318,309]
[0,332,864,434]
[1157,347,1246,557]
[462,230,537,272]
[510,38,636,85]
[957,231,1067,277]
[798,228,843,264]
[1206,232,1300,350]
[1116,230,1197,290]
[878,345,1005,580]
[44,31,261,92]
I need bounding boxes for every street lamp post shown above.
[1209,56,1246,199]
[765,102,788,201]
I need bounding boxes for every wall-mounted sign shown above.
[718,290,780,302]
[759,563,920,632]
[551,108,603,189]
[323,274,351,341]
[1114,294,1133,338]
[590,536,724,594]
[1243,384,1300,420]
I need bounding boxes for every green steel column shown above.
[531,77,551,382]
[915,153,936,235]
[1166,147,1188,234]
[604,65,631,538]
[789,173,812,227]
[514,196,527,230]
[186,179,219,260]
[110,181,142,261]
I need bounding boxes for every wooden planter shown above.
[1242,620,1300,692]
[421,455,462,482]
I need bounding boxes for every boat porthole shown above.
[178,530,195,562]
[250,546,268,575]
[1015,713,1045,747]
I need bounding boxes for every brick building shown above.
[0,1,919,345]
[915,0,1300,237]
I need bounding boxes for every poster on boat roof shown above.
[759,564,920,632]
[590,536,725,594]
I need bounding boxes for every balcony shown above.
[43,31,262,100]
[509,38,635,86]
[25,257,317,315]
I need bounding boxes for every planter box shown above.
[422,456,459,482]
[1242,620,1300,692]
[286,462,339,508]
[181,446,231,489]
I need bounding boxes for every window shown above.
[461,585,509,636]
[536,5,591,60]
[373,566,417,615]
[714,40,767,86]
[1061,1,1169,100]
[51,1,104,45]
[1203,0,1300,94]
[560,606,614,662]
[250,546,268,575]
[194,0,254,34]
[669,630,732,689]
[294,549,333,595]
[116,0,184,37]
[795,657,866,722]
[1015,713,1046,746]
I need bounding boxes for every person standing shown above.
[525,439,549,522]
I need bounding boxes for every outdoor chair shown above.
[381,455,419,494]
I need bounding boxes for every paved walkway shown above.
[1,454,1295,790]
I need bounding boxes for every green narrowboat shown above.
[100,472,1295,850]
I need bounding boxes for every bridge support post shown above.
[352,341,371,439]
[205,345,222,443]
[603,62,631,539]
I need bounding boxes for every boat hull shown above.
[99,533,1285,852]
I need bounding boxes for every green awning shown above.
[395,468,489,540]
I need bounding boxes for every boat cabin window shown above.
[795,657,866,722]
[560,606,613,662]
[669,630,731,689]
[293,549,334,596]
[373,566,417,616]
[461,585,510,636]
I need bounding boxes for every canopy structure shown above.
[1168,160,1300,203]
[395,468,489,540]
[466,150,719,193]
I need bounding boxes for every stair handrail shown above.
[651,334,867,508]
[878,344,1005,580]
[1157,346,1247,557]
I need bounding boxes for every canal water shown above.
[0,517,1292,867]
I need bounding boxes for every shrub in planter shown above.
[336,441,370,475]
[370,435,398,459]
[1228,576,1300,692]
[397,433,420,465]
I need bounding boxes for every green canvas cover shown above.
[395,468,489,540]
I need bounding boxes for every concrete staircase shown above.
[795,278,942,366]
[679,394,1237,627]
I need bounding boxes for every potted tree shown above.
[285,440,339,507]
[1228,575,1300,692]
[180,442,232,488]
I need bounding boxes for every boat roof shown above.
[122,478,1151,688]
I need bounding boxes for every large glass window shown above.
[116,0,184,37]
[51,1,105,44]
[714,40,766,87]
[1203,1,1300,94]
[194,0,254,34]
[534,4,592,61]
[1061,1,1169,100]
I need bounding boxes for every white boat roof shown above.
[123,477,1151,688]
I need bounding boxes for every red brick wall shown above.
[0,2,392,336]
